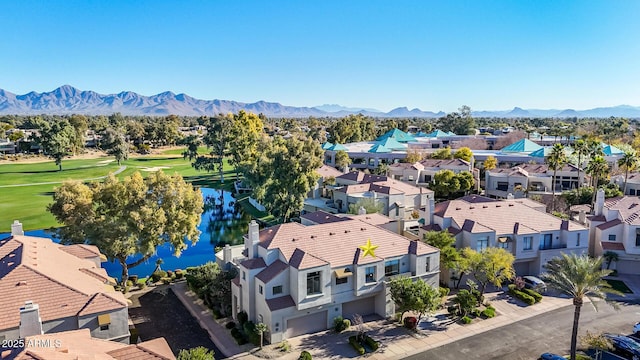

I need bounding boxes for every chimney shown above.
[19,301,43,338]
[578,210,586,224]
[223,244,232,264]
[506,193,514,200]
[11,220,24,236]
[245,220,260,259]
[595,188,605,216]
[358,206,367,215]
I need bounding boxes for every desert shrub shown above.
[522,288,543,303]
[403,316,417,330]
[230,327,247,345]
[279,340,291,352]
[364,335,379,351]
[243,321,260,345]
[333,316,350,333]
[471,308,482,317]
[438,287,451,297]
[161,277,172,285]
[226,321,236,329]
[481,308,496,318]
[447,305,458,316]
[237,311,248,326]
[151,270,167,282]
[138,282,146,290]
[174,269,184,279]
[461,316,472,324]
[349,336,366,355]
[298,350,312,360]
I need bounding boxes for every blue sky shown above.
[1,1,639,112]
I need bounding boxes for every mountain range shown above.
[1,85,640,118]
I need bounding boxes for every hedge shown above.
[461,316,472,324]
[349,336,365,355]
[481,308,495,318]
[364,336,379,351]
[521,288,543,303]
[508,285,536,305]
[298,351,312,360]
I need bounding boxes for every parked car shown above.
[523,276,547,293]
[604,333,640,360]
[635,321,640,335]
[539,353,565,360]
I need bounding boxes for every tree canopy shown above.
[48,171,203,284]
[389,277,441,321]
[430,169,474,198]
[453,147,473,162]
[461,247,515,296]
[35,118,75,170]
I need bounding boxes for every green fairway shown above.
[160,146,209,156]
[0,154,238,232]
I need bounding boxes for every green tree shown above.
[580,331,613,360]
[68,114,88,155]
[483,155,498,172]
[101,127,129,165]
[126,120,146,144]
[618,149,638,195]
[389,277,441,322]
[373,163,389,176]
[348,197,383,214]
[177,346,215,360]
[48,171,203,285]
[431,147,453,160]
[572,139,589,185]
[423,230,460,272]
[334,150,352,171]
[541,254,621,360]
[547,143,567,211]
[228,110,264,178]
[452,289,477,317]
[453,147,473,163]
[255,323,268,349]
[437,106,476,135]
[196,115,233,183]
[461,247,515,296]
[180,135,202,162]
[603,251,619,270]
[35,118,75,171]
[405,149,425,164]
[586,155,609,208]
[8,130,24,142]
[430,170,460,198]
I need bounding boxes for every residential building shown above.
[388,159,478,187]
[420,195,588,276]
[588,190,640,274]
[0,221,130,343]
[485,163,585,199]
[303,165,344,214]
[611,172,640,196]
[228,218,439,343]
[3,329,175,359]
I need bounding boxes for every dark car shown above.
[539,353,565,360]
[604,333,640,360]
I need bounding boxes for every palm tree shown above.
[541,254,622,360]
[586,156,610,211]
[547,143,567,210]
[618,150,638,195]
[603,251,619,270]
[572,139,589,188]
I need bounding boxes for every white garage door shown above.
[616,260,638,275]
[342,296,376,321]
[285,311,328,339]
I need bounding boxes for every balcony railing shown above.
[539,243,567,251]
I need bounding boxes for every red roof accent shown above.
[266,295,296,311]
[601,242,625,251]
[596,219,623,230]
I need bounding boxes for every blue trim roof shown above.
[501,139,543,153]
[321,142,333,150]
[376,128,416,143]
[368,144,391,153]
[327,143,348,151]
[377,137,406,151]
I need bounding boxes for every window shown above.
[365,266,376,284]
[631,189,637,196]
[336,277,348,285]
[576,233,581,247]
[425,257,431,272]
[242,271,246,280]
[498,241,509,249]
[98,314,111,331]
[496,182,508,191]
[609,234,617,242]
[476,237,489,252]
[541,234,553,250]
[272,285,283,295]
[636,229,640,247]
[523,236,533,251]
[384,259,400,276]
[259,285,263,295]
[306,271,321,295]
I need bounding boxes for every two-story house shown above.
[0,221,130,343]
[388,159,478,188]
[230,218,439,343]
[485,163,584,199]
[611,172,640,196]
[588,190,640,274]
[303,165,345,214]
[420,196,588,276]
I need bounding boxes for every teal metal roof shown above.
[425,129,451,138]
[377,137,406,151]
[530,146,572,158]
[376,128,416,143]
[602,143,623,156]
[321,142,333,150]
[501,139,543,153]
[414,131,429,137]
[327,143,348,151]
[368,144,391,153]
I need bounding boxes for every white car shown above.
[634,322,640,335]
[522,276,547,293]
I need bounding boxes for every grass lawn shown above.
[0,153,242,232]
[606,279,633,294]
[160,146,209,156]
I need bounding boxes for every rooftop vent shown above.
[344,230,350,233]
[469,206,475,209]
[360,227,366,231]
[455,207,461,210]
[508,204,514,207]
[329,232,335,235]
[17,281,27,286]
[496,205,501,207]
[310,235,315,239]
[482,205,488,208]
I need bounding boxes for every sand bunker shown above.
[96,159,115,165]
[139,166,171,172]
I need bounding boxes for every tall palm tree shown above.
[547,143,567,210]
[541,254,621,360]
[586,155,610,211]
[572,139,589,188]
[618,150,638,195]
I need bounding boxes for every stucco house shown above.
[229,217,440,343]
[588,190,640,274]
[0,221,130,344]
[485,163,585,199]
[420,195,588,276]
[611,172,640,196]
[388,159,478,187]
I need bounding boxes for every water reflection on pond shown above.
[0,188,251,280]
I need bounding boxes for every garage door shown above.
[285,311,328,339]
[616,260,638,275]
[513,262,531,276]
[342,296,376,321]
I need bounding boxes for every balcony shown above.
[539,243,567,251]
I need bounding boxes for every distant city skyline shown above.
[2,1,639,113]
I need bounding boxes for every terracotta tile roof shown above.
[258,219,438,269]
[79,267,115,285]
[266,295,296,311]
[436,197,587,235]
[488,163,579,174]
[602,242,625,251]
[389,162,424,170]
[301,211,351,225]
[335,171,427,195]
[60,244,101,259]
[0,236,127,331]
[240,258,266,270]
[316,165,343,179]
[77,293,126,316]
[596,219,623,230]
[603,196,640,225]
[419,159,471,167]
[255,260,289,283]
[10,329,175,360]
[346,213,394,226]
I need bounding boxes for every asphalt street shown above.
[405,299,640,360]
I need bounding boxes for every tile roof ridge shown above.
[133,342,174,360]
[22,264,93,298]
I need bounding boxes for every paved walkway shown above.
[173,283,576,360]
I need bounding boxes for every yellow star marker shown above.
[359,239,379,258]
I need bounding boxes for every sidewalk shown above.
[173,283,574,360]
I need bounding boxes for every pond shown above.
[0,188,251,280]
